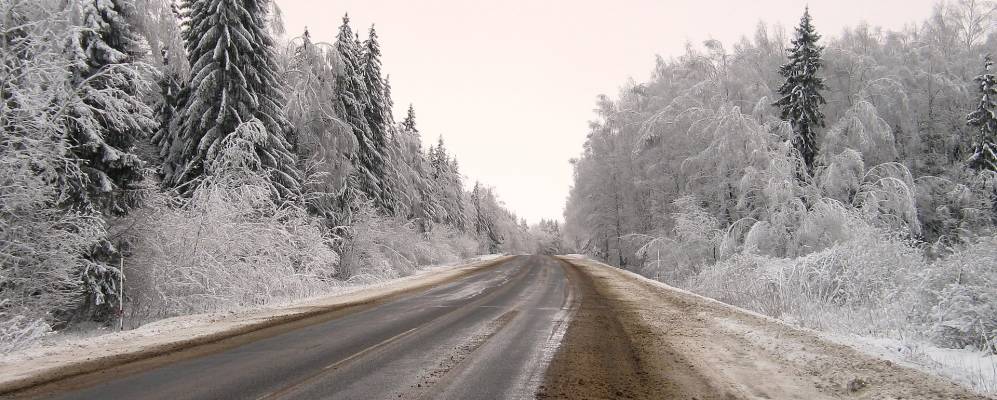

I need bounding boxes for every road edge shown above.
[0,255,514,396]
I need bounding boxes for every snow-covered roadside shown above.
[825,333,997,395]
[0,255,510,394]
[558,255,996,399]
[563,252,997,397]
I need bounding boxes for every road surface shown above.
[25,256,574,400]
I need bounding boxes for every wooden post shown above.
[119,257,124,331]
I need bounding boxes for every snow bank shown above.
[826,333,997,395]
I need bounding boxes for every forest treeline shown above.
[564,2,997,357]
[0,0,558,347]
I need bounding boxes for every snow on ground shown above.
[0,255,508,393]
[825,333,997,395]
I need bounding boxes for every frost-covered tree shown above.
[774,7,827,177]
[66,0,156,214]
[165,0,300,199]
[59,0,161,320]
[469,182,508,252]
[1,0,113,338]
[284,27,357,219]
[967,55,997,172]
[360,24,393,212]
[151,48,186,163]
[425,137,468,230]
[402,103,418,134]
[383,74,396,134]
[334,15,381,208]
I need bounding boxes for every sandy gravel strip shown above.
[0,255,512,396]
[550,256,992,400]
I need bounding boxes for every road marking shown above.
[256,325,425,400]
[323,326,421,371]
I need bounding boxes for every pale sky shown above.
[277,0,937,224]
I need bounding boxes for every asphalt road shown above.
[38,255,576,400]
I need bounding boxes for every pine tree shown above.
[361,24,392,212]
[774,7,827,177]
[165,0,300,199]
[66,0,156,214]
[402,103,418,134]
[967,55,997,172]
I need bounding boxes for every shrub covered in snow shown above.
[121,121,340,319]
[923,236,997,352]
[336,203,478,283]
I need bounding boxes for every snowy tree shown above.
[66,0,157,214]
[360,25,393,212]
[151,48,186,163]
[383,74,396,135]
[164,0,301,199]
[284,27,357,219]
[472,181,484,235]
[967,55,997,172]
[1,0,111,336]
[402,103,418,134]
[148,2,187,163]
[333,14,381,209]
[774,7,827,177]
[424,137,467,230]
[59,0,162,320]
[952,0,997,52]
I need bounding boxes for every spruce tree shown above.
[774,7,827,177]
[402,103,418,134]
[334,14,381,207]
[361,24,392,212]
[967,55,997,172]
[152,48,186,163]
[166,0,300,198]
[62,0,158,320]
[67,0,156,214]
[383,74,396,133]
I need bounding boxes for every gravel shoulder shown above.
[544,256,992,400]
[0,255,511,396]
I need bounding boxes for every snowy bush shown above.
[0,314,51,353]
[821,101,898,168]
[916,172,996,252]
[122,121,339,319]
[632,196,721,283]
[923,236,997,351]
[337,203,478,283]
[690,208,924,335]
[688,253,787,317]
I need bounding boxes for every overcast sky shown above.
[277,0,938,224]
